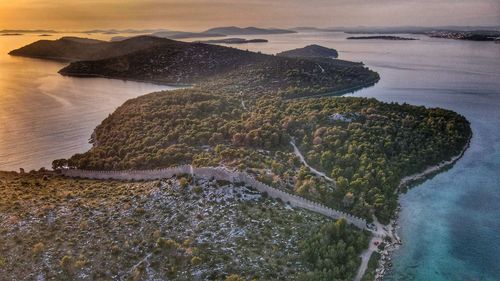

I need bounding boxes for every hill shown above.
[276,44,339,59]
[9,36,172,62]
[151,30,226,39]
[53,39,377,93]
[204,26,296,35]
[11,36,377,95]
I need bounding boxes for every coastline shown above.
[285,77,380,100]
[10,53,193,87]
[374,133,472,280]
[58,71,193,87]
[398,135,472,190]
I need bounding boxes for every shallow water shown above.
[1,31,499,280]
[0,34,175,171]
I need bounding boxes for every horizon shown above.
[1,0,499,31]
[2,24,500,34]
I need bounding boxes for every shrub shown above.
[157,238,177,250]
[60,255,73,271]
[32,242,45,255]
[179,177,189,189]
[191,256,202,266]
[226,275,244,281]
[193,185,203,194]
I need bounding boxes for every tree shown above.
[52,159,68,170]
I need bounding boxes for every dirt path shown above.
[354,236,381,281]
[290,139,336,185]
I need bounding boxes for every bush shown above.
[193,185,203,194]
[157,238,177,250]
[60,255,73,271]
[32,242,45,255]
[191,256,202,266]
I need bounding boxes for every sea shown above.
[1,31,499,280]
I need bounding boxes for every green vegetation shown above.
[361,252,381,281]
[284,97,471,221]
[65,89,470,223]
[299,219,370,280]
[0,171,366,280]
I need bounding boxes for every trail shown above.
[289,139,336,185]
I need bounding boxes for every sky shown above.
[0,0,499,31]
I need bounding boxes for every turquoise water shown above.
[352,40,500,280]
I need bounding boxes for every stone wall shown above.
[62,166,367,230]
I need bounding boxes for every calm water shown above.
[232,32,500,280]
[0,34,175,171]
[1,32,499,280]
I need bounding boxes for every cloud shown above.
[0,0,498,30]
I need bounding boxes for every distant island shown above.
[276,44,339,59]
[0,33,23,36]
[109,26,296,41]
[9,36,176,62]
[347,36,417,40]
[428,30,500,41]
[10,35,377,91]
[0,29,57,33]
[328,26,500,42]
[204,26,296,35]
[195,38,268,44]
[151,30,226,39]
[82,28,169,34]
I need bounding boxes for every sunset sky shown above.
[1,0,499,31]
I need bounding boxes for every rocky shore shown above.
[374,206,403,280]
[374,135,471,280]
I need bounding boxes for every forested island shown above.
[428,30,500,41]
[106,26,296,41]
[203,26,296,35]
[347,36,417,40]
[277,44,339,59]
[195,38,269,44]
[2,35,472,280]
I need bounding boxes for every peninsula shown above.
[2,34,472,281]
